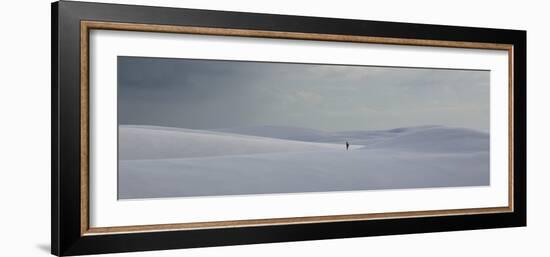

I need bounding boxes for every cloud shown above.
[294,90,324,105]
[118,56,489,131]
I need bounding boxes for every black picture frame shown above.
[52,1,526,256]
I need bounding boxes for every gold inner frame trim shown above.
[80,20,514,236]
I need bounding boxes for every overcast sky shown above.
[118,56,489,131]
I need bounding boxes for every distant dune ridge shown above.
[215,125,489,152]
[118,124,490,199]
[119,125,354,160]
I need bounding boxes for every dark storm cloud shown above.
[118,56,489,131]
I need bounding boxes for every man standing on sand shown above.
[346,141,349,150]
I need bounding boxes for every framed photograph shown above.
[52,1,526,256]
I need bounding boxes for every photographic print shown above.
[117,56,490,199]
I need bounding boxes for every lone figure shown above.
[346,141,350,150]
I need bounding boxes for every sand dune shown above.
[120,125,354,160]
[118,125,490,199]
